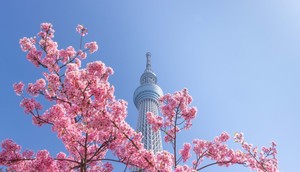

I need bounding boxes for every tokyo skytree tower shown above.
[133,52,163,153]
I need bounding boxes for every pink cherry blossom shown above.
[85,41,98,53]
[216,131,230,142]
[155,151,174,171]
[25,48,43,67]
[19,37,36,52]
[13,82,24,96]
[159,88,197,130]
[76,24,88,36]
[59,46,76,63]
[20,98,42,114]
[179,143,191,162]
[147,112,163,132]
[78,50,87,59]
[40,23,52,32]
[175,165,195,172]
[26,78,46,97]
[40,23,55,38]
[42,55,60,73]
[43,39,58,55]
[234,132,244,143]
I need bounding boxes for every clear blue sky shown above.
[0,1,299,171]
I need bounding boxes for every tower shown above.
[133,52,163,153]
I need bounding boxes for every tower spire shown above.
[146,52,152,72]
[140,52,157,85]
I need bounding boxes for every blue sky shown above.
[0,0,299,171]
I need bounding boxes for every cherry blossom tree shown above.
[0,23,278,172]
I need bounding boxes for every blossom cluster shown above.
[233,133,278,172]
[18,23,98,73]
[4,23,162,172]
[76,24,88,36]
[13,82,24,96]
[20,98,42,114]
[187,132,278,172]
[179,143,191,162]
[161,88,197,129]
[85,41,98,53]
[147,88,197,144]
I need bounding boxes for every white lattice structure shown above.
[132,53,163,170]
